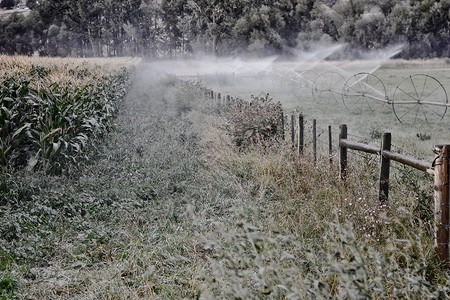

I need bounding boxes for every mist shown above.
[148,43,403,77]
[143,43,406,100]
[141,41,450,139]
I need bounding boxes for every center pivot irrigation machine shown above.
[288,70,448,125]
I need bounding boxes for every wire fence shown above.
[204,88,449,267]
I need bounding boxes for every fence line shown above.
[206,89,449,267]
[337,124,450,267]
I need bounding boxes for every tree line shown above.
[0,0,449,59]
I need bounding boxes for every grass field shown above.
[182,57,450,161]
[2,56,450,298]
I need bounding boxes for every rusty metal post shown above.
[313,119,317,166]
[379,133,391,204]
[298,114,304,155]
[434,144,450,266]
[339,124,347,180]
[291,114,295,156]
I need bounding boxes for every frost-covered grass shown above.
[1,61,449,299]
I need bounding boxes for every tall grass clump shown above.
[224,94,283,151]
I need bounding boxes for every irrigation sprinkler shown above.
[311,71,346,103]
[343,73,448,124]
[342,72,389,115]
[306,69,449,125]
[392,74,448,124]
[286,70,319,100]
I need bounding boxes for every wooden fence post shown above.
[313,119,317,165]
[291,114,295,155]
[298,114,304,155]
[280,112,285,140]
[434,144,450,266]
[339,124,347,180]
[328,126,333,167]
[379,133,391,204]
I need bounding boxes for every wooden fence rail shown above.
[339,123,434,206]
[339,125,433,203]
[339,123,449,267]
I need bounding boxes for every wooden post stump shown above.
[291,115,295,155]
[434,144,450,267]
[379,133,391,204]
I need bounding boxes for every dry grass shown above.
[0,55,141,87]
[196,97,450,298]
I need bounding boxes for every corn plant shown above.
[0,57,136,173]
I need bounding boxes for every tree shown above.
[26,0,37,9]
[160,0,187,56]
[0,13,34,55]
[0,0,15,9]
[387,3,411,44]
[232,4,286,55]
[377,0,396,16]
[354,9,388,49]
[135,0,161,57]
[407,0,448,58]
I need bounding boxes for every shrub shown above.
[225,94,283,151]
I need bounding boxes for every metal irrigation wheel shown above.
[289,70,319,100]
[392,74,448,124]
[312,71,346,103]
[342,72,389,115]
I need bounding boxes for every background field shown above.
[2,56,450,299]
[170,58,450,162]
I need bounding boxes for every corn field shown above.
[0,56,138,173]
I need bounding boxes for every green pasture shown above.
[199,58,450,161]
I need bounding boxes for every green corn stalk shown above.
[0,62,134,173]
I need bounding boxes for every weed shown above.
[224,94,283,151]
[370,127,382,139]
[417,133,431,141]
